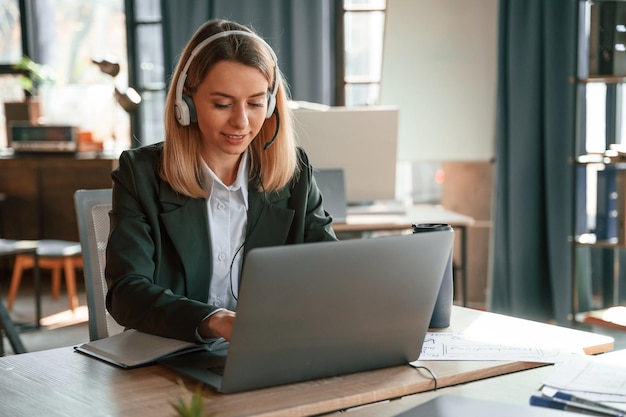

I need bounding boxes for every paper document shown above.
[417,332,584,362]
[540,351,626,412]
[542,352,626,398]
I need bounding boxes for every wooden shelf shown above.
[571,75,626,84]
[574,233,626,248]
[577,306,626,330]
[576,152,626,165]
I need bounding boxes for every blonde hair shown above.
[162,19,299,198]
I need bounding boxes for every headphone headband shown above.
[175,30,280,126]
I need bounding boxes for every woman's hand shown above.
[201,310,236,341]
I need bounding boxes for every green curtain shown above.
[161,0,339,105]
[490,0,578,324]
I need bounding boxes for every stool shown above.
[7,240,83,312]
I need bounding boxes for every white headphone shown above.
[174,30,280,126]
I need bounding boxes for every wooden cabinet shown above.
[0,154,117,242]
[441,161,494,309]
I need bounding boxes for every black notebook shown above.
[74,329,208,368]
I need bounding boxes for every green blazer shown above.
[105,142,337,342]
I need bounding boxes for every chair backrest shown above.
[74,188,123,341]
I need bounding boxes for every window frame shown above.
[0,0,32,83]
[339,0,387,107]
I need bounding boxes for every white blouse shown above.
[200,151,249,311]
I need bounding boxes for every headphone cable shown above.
[228,183,267,301]
[263,108,280,150]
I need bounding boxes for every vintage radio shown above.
[9,122,78,153]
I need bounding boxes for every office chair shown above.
[6,240,83,313]
[74,188,123,341]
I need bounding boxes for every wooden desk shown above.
[334,204,474,233]
[341,349,626,416]
[334,205,475,306]
[0,307,613,417]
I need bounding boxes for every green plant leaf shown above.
[170,379,209,417]
[12,55,55,95]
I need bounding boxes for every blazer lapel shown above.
[158,181,212,300]
[245,185,295,254]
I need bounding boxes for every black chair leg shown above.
[0,300,26,354]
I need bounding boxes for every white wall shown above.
[380,0,498,162]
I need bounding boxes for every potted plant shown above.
[13,55,55,97]
[171,381,211,417]
[4,56,54,137]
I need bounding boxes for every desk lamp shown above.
[92,57,141,152]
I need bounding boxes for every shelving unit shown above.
[573,156,626,327]
[573,154,624,314]
[571,0,626,328]
[573,157,626,328]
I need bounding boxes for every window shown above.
[0,0,130,152]
[0,0,22,64]
[342,0,386,106]
[128,0,166,147]
[0,0,26,148]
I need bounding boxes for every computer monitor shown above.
[291,103,399,204]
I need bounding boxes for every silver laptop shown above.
[313,168,348,223]
[160,231,454,394]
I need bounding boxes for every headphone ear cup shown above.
[175,94,196,126]
[182,94,197,123]
[266,91,276,119]
[175,97,190,126]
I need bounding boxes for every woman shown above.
[105,19,337,344]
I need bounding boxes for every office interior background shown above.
[1,0,625,330]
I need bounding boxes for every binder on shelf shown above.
[575,165,588,237]
[596,167,618,241]
[616,168,626,243]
